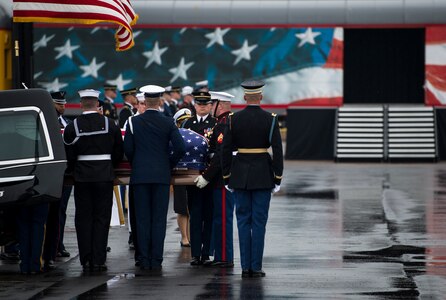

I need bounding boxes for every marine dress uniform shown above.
[182,91,217,265]
[221,80,283,278]
[197,91,235,267]
[63,89,123,271]
[124,85,185,270]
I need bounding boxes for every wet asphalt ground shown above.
[2,161,446,299]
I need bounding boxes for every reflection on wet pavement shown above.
[2,161,446,299]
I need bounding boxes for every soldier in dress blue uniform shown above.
[182,91,217,265]
[195,91,235,268]
[124,85,185,271]
[63,89,123,272]
[118,87,138,128]
[43,91,72,270]
[221,80,284,278]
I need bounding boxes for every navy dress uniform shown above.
[119,87,137,128]
[63,89,123,271]
[221,80,284,278]
[198,91,235,267]
[124,85,185,270]
[182,91,217,265]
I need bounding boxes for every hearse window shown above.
[0,108,50,164]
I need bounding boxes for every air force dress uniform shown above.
[199,91,235,267]
[63,89,124,271]
[123,85,185,270]
[221,80,284,277]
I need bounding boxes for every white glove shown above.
[272,184,280,194]
[225,185,234,193]
[194,175,209,189]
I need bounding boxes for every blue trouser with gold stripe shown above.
[212,187,234,262]
[234,189,271,271]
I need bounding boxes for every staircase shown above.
[387,106,437,160]
[335,105,437,161]
[335,106,385,159]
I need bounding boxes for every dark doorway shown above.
[344,28,425,104]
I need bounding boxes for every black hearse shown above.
[0,89,66,245]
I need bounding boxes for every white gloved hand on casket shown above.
[194,175,209,189]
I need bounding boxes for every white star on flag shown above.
[205,27,230,48]
[194,146,198,150]
[187,139,192,143]
[143,41,168,68]
[34,71,43,79]
[79,57,106,78]
[192,159,197,163]
[169,57,194,83]
[38,78,68,92]
[295,28,321,47]
[54,39,80,60]
[186,152,190,156]
[231,39,258,65]
[34,34,55,51]
[133,31,142,39]
[107,74,132,91]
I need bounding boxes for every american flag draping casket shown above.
[114,128,208,185]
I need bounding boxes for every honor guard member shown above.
[195,91,235,268]
[63,89,124,272]
[164,86,178,114]
[43,91,72,270]
[119,87,138,128]
[195,80,209,92]
[221,80,283,278]
[179,86,196,115]
[182,91,217,265]
[172,108,193,248]
[103,84,119,121]
[124,85,185,271]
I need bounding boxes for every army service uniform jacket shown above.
[119,102,135,128]
[63,112,124,182]
[182,114,217,138]
[221,105,283,190]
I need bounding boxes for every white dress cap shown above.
[195,80,208,87]
[181,86,194,96]
[136,92,145,102]
[164,86,172,92]
[209,91,234,102]
[173,108,192,122]
[139,85,165,98]
[78,89,100,98]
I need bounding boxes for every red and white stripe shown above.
[13,0,138,51]
[426,26,446,106]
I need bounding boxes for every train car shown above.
[2,1,446,160]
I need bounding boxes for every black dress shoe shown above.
[201,255,212,266]
[44,260,56,271]
[82,262,92,272]
[57,249,71,258]
[92,264,108,272]
[241,269,251,278]
[190,256,202,266]
[251,270,266,278]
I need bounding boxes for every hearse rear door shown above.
[0,89,67,207]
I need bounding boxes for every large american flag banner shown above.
[13,0,138,51]
[32,26,343,105]
[426,26,446,106]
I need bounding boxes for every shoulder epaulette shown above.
[228,112,234,130]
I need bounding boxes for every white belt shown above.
[233,151,238,156]
[77,154,111,161]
